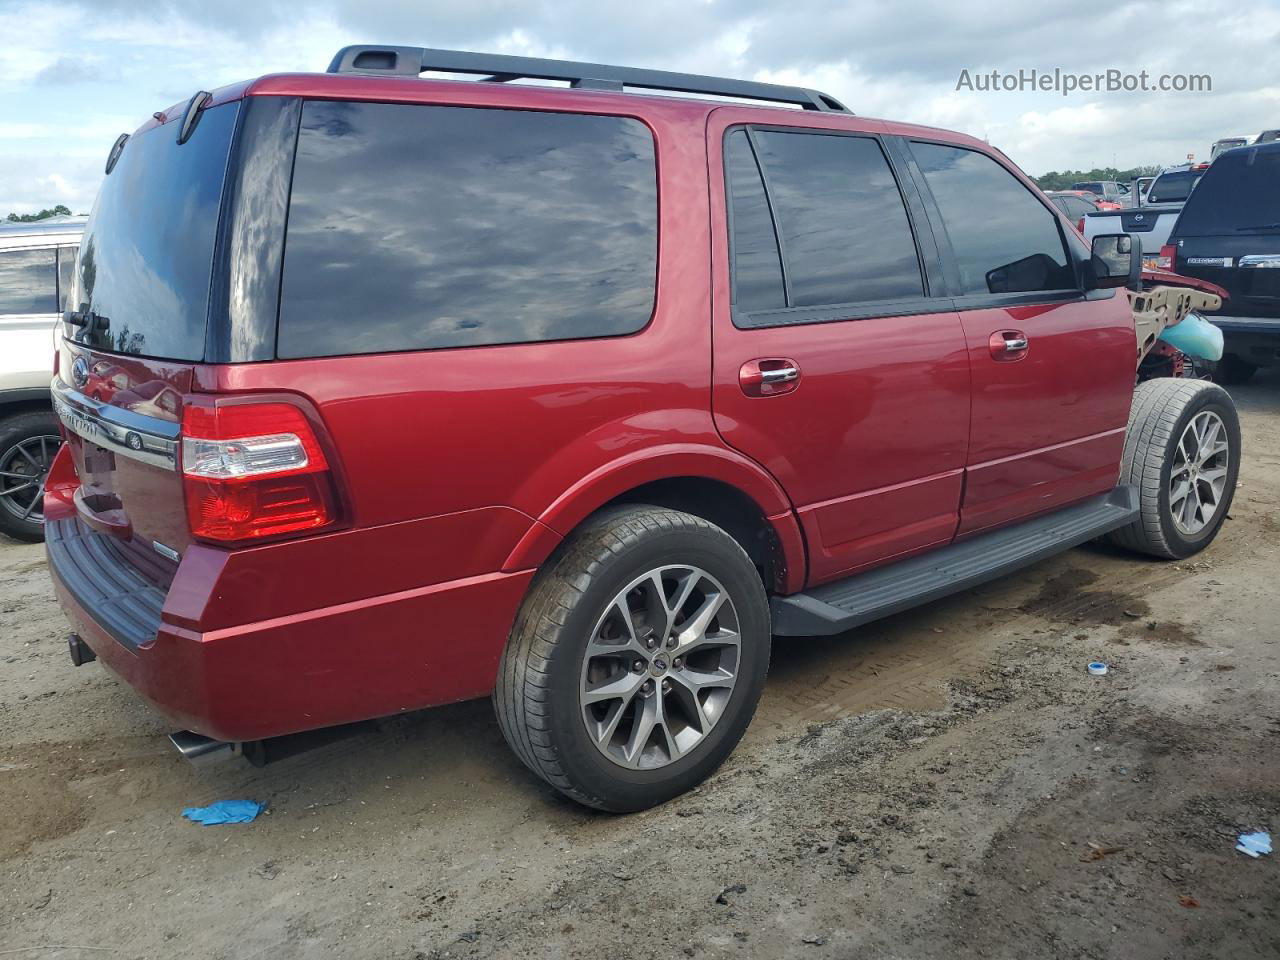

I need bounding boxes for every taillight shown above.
[180,400,340,544]
[1157,244,1175,270]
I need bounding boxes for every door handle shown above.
[988,330,1029,361]
[740,358,800,397]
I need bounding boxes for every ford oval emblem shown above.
[71,355,89,389]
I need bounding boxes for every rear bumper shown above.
[1208,315,1280,365]
[45,452,534,743]
[1207,315,1280,334]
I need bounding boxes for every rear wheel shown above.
[1214,354,1257,385]
[1109,379,1240,559]
[0,410,61,542]
[494,506,770,812]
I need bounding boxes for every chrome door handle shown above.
[1003,336,1029,351]
[758,366,799,384]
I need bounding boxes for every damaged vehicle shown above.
[46,46,1242,812]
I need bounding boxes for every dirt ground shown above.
[2,374,1278,960]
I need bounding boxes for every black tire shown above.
[1108,379,1241,559]
[494,505,770,812]
[0,410,61,543]
[1214,354,1257,385]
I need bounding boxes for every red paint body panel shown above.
[45,69,1138,746]
[957,297,1134,534]
[705,108,972,586]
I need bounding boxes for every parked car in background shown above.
[1163,141,1280,383]
[45,46,1240,812]
[1085,164,1206,266]
[1147,164,1206,204]
[1211,137,1250,159]
[1046,190,1114,233]
[1072,180,1128,204]
[0,216,84,541]
[1254,129,1279,144]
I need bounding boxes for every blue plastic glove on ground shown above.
[1235,832,1272,858]
[183,799,265,825]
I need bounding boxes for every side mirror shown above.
[1088,233,1141,290]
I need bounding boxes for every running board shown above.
[771,486,1139,637]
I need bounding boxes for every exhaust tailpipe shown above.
[169,730,233,761]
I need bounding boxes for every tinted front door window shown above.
[914,142,1074,296]
[278,101,658,358]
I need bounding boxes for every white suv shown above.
[0,216,84,541]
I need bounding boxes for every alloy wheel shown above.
[1169,410,1230,536]
[0,435,59,525]
[579,565,740,770]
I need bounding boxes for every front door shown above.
[903,139,1136,535]
[707,110,971,587]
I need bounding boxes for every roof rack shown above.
[326,45,850,113]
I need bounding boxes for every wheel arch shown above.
[502,445,807,594]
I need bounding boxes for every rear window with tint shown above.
[1147,171,1200,204]
[0,249,57,314]
[70,103,238,360]
[1174,149,1280,237]
[277,101,658,358]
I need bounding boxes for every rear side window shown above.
[914,142,1074,296]
[278,102,658,358]
[724,130,786,311]
[1174,149,1280,236]
[1147,171,1200,204]
[72,102,239,360]
[747,130,923,309]
[0,249,57,314]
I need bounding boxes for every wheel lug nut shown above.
[673,657,682,669]
[632,660,644,673]
[642,680,655,696]
[661,679,671,693]
[665,636,677,649]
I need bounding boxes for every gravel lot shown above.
[2,374,1277,960]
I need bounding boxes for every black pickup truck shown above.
[1166,142,1280,384]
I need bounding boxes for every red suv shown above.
[47,46,1241,811]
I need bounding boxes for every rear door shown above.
[903,139,1135,535]
[1171,146,1280,320]
[708,111,971,586]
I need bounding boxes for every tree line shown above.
[1031,166,1164,191]
[5,204,75,222]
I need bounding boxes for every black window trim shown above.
[723,123,941,331]
[902,136,1093,310]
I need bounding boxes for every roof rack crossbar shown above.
[326,45,850,113]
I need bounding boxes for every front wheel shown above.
[494,506,770,812]
[1109,379,1241,559]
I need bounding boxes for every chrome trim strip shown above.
[1239,255,1280,269]
[50,376,179,469]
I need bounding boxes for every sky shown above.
[2,0,1278,216]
